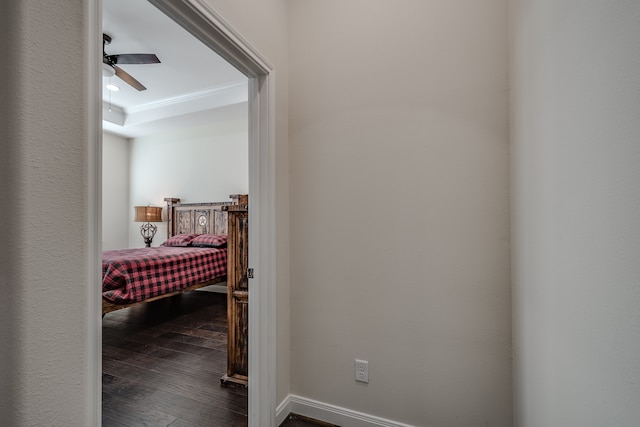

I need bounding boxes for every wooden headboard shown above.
[164,194,248,239]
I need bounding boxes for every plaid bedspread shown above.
[102,246,227,304]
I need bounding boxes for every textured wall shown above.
[0,0,97,425]
[510,1,640,426]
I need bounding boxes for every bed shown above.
[101,195,245,314]
[101,194,250,386]
[101,244,228,310]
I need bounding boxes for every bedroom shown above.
[101,0,251,423]
[101,0,249,252]
[102,110,249,251]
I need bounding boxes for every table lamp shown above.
[134,205,163,247]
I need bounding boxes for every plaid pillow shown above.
[161,233,199,247]
[191,234,227,248]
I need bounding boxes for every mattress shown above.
[102,246,227,304]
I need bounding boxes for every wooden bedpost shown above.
[221,202,249,387]
[229,193,248,207]
[163,197,180,239]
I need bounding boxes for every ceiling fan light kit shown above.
[102,63,116,77]
[102,33,161,91]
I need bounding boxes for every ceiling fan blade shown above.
[107,53,160,65]
[114,66,147,91]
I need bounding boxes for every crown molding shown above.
[102,79,248,134]
[124,80,247,115]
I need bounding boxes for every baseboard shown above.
[276,394,416,427]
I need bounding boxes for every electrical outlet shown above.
[355,359,369,383]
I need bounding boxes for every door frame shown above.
[88,0,277,425]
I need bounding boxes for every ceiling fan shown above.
[102,33,160,91]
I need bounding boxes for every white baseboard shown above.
[276,394,416,427]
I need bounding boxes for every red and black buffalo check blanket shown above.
[102,246,227,304]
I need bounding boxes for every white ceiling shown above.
[102,0,247,138]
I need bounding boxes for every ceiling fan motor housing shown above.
[101,33,160,91]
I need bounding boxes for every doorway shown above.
[92,0,276,425]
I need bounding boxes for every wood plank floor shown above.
[102,291,248,427]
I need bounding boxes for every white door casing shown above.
[88,0,277,425]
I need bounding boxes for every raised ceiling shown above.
[102,0,247,138]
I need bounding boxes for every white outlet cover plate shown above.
[355,359,369,383]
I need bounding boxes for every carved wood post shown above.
[221,204,249,386]
[163,198,180,239]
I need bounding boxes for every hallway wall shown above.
[510,1,640,425]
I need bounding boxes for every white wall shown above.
[0,0,95,424]
[127,103,249,248]
[510,1,640,426]
[102,132,130,250]
[288,1,511,426]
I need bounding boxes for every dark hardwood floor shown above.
[102,291,248,427]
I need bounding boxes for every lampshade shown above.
[134,206,163,223]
